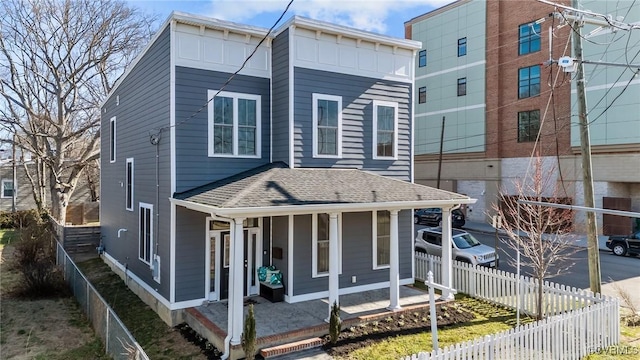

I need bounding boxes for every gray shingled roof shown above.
[174,162,469,209]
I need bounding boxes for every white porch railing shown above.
[407,253,620,360]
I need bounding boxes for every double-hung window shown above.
[518,65,540,98]
[518,110,540,142]
[139,203,153,265]
[457,78,467,96]
[373,101,398,159]
[418,50,427,67]
[1,179,14,198]
[519,22,541,55]
[109,117,116,163]
[126,158,134,211]
[208,90,261,157]
[458,37,467,57]
[373,211,391,269]
[312,94,342,158]
[312,213,342,277]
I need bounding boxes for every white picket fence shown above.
[407,253,620,360]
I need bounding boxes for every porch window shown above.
[208,90,261,158]
[373,101,398,159]
[138,203,153,265]
[312,213,342,277]
[312,93,342,158]
[373,211,390,269]
[125,158,133,211]
[223,234,230,268]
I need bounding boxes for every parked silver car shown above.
[415,227,498,267]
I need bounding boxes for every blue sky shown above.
[127,0,455,39]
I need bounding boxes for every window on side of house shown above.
[208,90,261,158]
[373,211,391,269]
[126,158,134,211]
[418,86,427,104]
[458,37,467,57]
[312,94,342,158]
[312,213,342,277]
[139,203,153,265]
[1,179,14,198]
[518,65,540,98]
[457,78,467,96]
[518,110,540,142]
[373,101,398,159]
[519,22,541,55]
[418,49,427,67]
[110,116,116,163]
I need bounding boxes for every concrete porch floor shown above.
[185,285,438,358]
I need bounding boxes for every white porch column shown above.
[327,212,339,321]
[441,209,454,300]
[388,210,401,311]
[230,217,245,345]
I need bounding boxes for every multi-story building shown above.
[406,0,639,234]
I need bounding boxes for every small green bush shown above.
[329,301,341,345]
[0,209,46,229]
[242,304,257,360]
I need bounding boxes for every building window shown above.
[126,158,134,211]
[373,211,390,269]
[1,179,14,198]
[518,110,540,142]
[312,94,342,158]
[208,90,261,157]
[458,37,467,57]
[519,22,541,55]
[518,65,540,98]
[109,116,116,163]
[457,78,467,96]
[418,49,427,67]
[139,203,153,265]
[418,87,427,104]
[373,101,398,159]
[312,213,342,277]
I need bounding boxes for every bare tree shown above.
[492,156,579,320]
[0,0,154,223]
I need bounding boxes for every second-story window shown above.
[109,116,116,163]
[208,90,261,157]
[457,78,467,96]
[518,65,540,98]
[1,179,14,198]
[458,37,467,57]
[418,86,427,104]
[373,101,398,159]
[418,49,427,67]
[126,158,134,211]
[312,93,342,158]
[519,22,541,55]
[518,110,540,142]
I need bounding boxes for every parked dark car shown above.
[606,231,640,257]
[414,208,465,228]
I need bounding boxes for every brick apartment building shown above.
[406,0,640,234]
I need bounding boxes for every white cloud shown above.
[206,0,454,34]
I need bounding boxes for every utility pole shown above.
[571,0,601,294]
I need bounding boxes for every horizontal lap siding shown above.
[174,67,271,193]
[175,207,206,301]
[271,216,289,294]
[293,68,412,180]
[272,30,290,164]
[100,28,171,299]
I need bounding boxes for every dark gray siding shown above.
[100,27,171,299]
[174,67,271,192]
[292,210,412,296]
[271,216,289,295]
[261,216,271,265]
[271,29,290,164]
[175,207,207,301]
[293,68,412,180]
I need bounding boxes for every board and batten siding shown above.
[175,207,207,302]
[174,67,271,193]
[292,210,413,297]
[271,29,290,164]
[100,27,172,299]
[293,67,412,180]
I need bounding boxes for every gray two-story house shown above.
[100,11,474,355]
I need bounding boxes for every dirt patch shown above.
[322,303,475,358]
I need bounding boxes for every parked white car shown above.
[415,227,498,267]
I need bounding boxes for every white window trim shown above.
[207,90,261,158]
[312,213,342,278]
[110,116,116,163]
[372,211,391,270]
[312,93,343,158]
[1,179,14,199]
[126,158,134,211]
[139,202,153,266]
[372,100,399,160]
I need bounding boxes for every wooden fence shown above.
[50,216,101,254]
